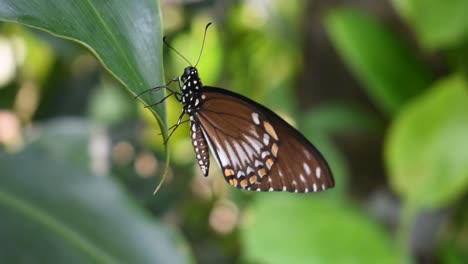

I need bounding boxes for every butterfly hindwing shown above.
[194,87,334,193]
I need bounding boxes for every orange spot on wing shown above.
[249,175,258,184]
[266,158,275,169]
[258,168,267,178]
[224,168,234,176]
[264,121,278,141]
[240,179,248,188]
[271,143,279,157]
[229,178,238,186]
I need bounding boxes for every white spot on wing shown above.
[254,160,263,167]
[299,174,306,183]
[244,135,262,153]
[303,163,311,175]
[269,187,274,192]
[263,133,270,145]
[313,183,318,192]
[224,140,239,168]
[316,167,321,179]
[233,142,249,166]
[282,186,287,191]
[241,141,256,160]
[252,112,260,125]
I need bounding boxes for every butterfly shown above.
[141,23,334,193]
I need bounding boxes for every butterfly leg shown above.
[164,111,186,144]
[144,93,174,108]
[135,77,182,99]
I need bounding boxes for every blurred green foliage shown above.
[0,0,467,263]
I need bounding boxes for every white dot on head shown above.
[316,167,321,178]
[251,112,260,125]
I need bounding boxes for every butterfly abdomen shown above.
[190,119,210,176]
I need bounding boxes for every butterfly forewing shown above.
[194,87,334,193]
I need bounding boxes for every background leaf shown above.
[324,8,432,115]
[241,195,396,264]
[0,0,167,133]
[386,74,468,209]
[0,148,190,263]
[392,0,468,49]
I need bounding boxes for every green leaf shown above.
[242,195,396,264]
[393,0,468,48]
[0,148,191,263]
[0,0,167,133]
[386,74,468,209]
[324,8,432,115]
[302,103,385,135]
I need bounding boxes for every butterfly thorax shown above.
[180,66,205,115]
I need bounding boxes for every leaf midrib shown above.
[84,0,146,93]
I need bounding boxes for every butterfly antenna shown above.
[194,22,212,68]
[163,36,192,66]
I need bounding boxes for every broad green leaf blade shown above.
[302,103,385,135]
[386,74,468,209]
[324,8,432,115]
[0,149,190,263]
[242,195,397,264]
[393,0,468,49]
[0,0,167,133]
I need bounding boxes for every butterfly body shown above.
[177,66,335,193]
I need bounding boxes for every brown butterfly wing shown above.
[193,87,334,193]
